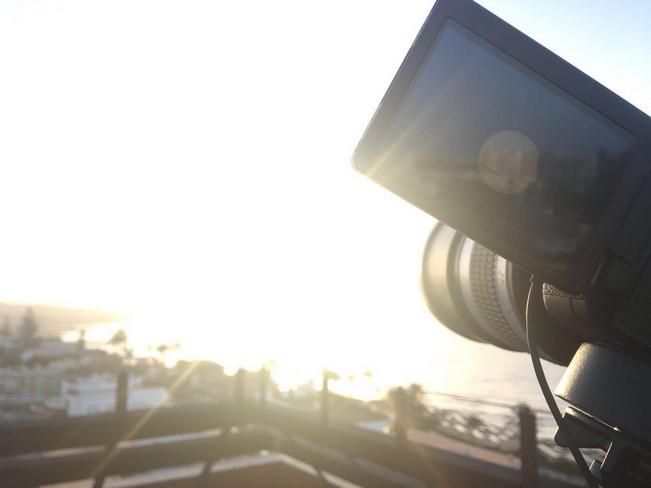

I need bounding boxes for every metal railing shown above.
[0,368,580,488]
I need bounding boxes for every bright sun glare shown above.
[5,0,634,396]
[0,0,472,391]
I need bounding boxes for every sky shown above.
[1,0,650,390]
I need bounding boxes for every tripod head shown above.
[556,344,651,487]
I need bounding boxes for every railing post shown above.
[259,368,268,409]
[393,387,407,443]
[94,369,129,488]
[116,369,128,416]
[321,371,330,425]
[519,404,538,488]
[234,369,245,407]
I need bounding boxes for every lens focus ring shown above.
[422,223,571,364]
[459,241,528,351]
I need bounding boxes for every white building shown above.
[45,374,169,417]
[21,340,79,363]
[0,367,63,406]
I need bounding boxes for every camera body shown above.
[353,0,651,362]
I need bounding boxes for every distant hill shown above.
[0,303,123,336]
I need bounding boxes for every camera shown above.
[353,0,651,485]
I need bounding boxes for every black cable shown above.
[526,277,599,488]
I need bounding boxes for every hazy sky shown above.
[1,0,650,382]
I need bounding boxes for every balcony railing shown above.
[0,369,580,488]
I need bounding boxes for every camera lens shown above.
[422,222,530,352]
[422,222,582,365]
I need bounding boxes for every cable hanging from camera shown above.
[526,277,599,488]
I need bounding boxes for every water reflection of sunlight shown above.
[59,299,479,401]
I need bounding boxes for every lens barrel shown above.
[422,222,530,352]
[422,222,582,365]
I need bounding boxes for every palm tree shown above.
[18,307,39,347]
[0,316,11,339]
[109,329,127,347]
[155,342,180,365]
[387,383,431,432]
[77,329,86,351]
[108,329,129,359]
